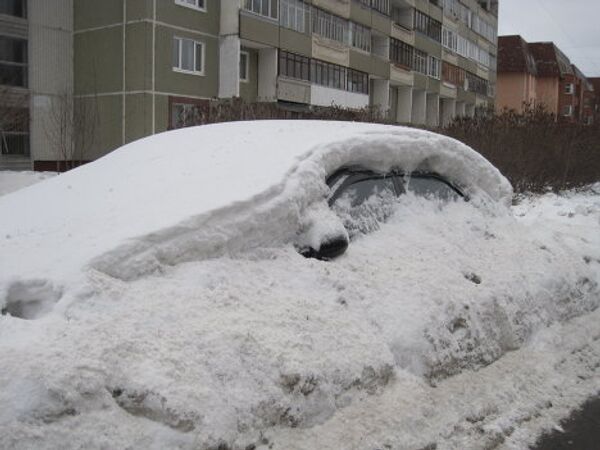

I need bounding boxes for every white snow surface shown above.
[0,121,510,292]
[0,171,56,197]
[0,122,598,450]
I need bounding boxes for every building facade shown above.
[496,35,596,124]
[1,0,498,169]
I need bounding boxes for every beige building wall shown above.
[535,77,560,114]
[496,72,536,113]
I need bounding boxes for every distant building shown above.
[588,77,600,125]
[496,35,595,124]
[0,0,499,170]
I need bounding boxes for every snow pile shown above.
[1,190,599,449]
[0,123,597,449]
[0,121,511,304]
[0,171,56,197]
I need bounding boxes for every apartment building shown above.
[496,35,596,124]
[1,0,498,169]
[0,0,72,170]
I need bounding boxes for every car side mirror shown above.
[300,234,349,260]
[296,203,349,260]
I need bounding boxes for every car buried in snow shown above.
[0,121,598,450]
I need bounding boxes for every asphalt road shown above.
[530,396,600,450]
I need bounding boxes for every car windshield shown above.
[402,175,462,201]
[328,170,463,238]
[330,175,397,238]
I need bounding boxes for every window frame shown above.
[240,50,250,82]
[562,104,573,117]
[243,0,278,20]
[280,0,307,33]
[327,167,465,206]
[0,0,26,18]
[564,83,574,95]
[172,36,205,76]
[174,0,206,13]
[0,35,28,87]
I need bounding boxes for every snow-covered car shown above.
[0,121,598,450]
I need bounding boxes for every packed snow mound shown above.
[0,191,598,450]
[0,121,511,294]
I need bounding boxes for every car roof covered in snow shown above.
[0,121,512,289]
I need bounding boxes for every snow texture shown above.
[0,171,56,197]
[0,122,598,450]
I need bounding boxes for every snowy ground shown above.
[0,171,56,197]
[0,128,598,450]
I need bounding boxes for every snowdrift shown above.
[0,121,511,309]
[1,122,598,450]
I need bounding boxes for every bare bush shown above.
[45,92,98,172]
[442,105,600,193]
[174,98,600,193]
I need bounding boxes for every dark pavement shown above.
[530,396,600,450]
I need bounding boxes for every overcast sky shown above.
[498,0,600,77]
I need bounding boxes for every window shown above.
[311,59,347,90]
[174,0,205,11]
[414,10,441,42]
[370,0,390,15]
[172,37,204,74]
[390,38,413,69]
[311,7,347,44]
[402,175,461,201]
[243,0,277,19]
[428,56,440,79]
[279,51,368,95]
[565,83,574,95]
[330,173,397,238]
[442,27,457,52]
[0,35,27,87]
[562,105,573,117]
[328,169,463,238]
[347,68,369,94]
[442,61,465,88]
[465,72,488,96]
[0,0,26,18]
[350,22,371,53]
[279,51,310,81]
[240,51,249,82]
[457,35,468,57]
[413,49,428,74]
[280,0,307,32]
[0,106,28,155]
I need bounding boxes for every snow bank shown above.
[1,187,598,450]
[0,121,511,308]
[0,171,56,197]
[2,122,597,450]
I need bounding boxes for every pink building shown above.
[497,35,595,124]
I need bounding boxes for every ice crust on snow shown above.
[0,123,598,450]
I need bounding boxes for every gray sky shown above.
[498,0,600,77]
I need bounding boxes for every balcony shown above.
[313,0,351,18]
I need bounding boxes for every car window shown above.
[401,175,462,201]
[330,175,396,238]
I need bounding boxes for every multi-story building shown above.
[1,0,498,170]
[496,35,596,124]
[0,0,72,170]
